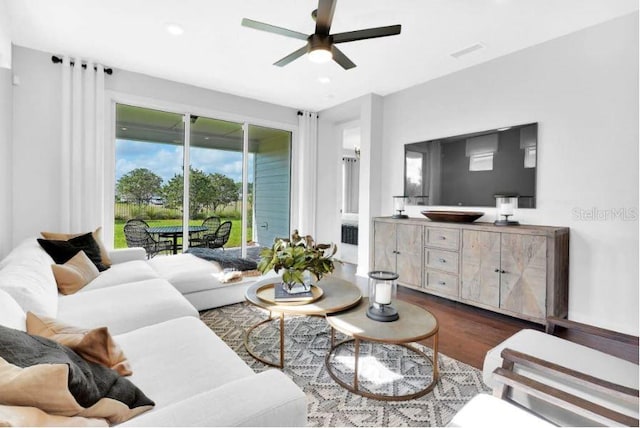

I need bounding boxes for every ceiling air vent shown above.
[450,43,485,59]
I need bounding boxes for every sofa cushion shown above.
[114,316,254,408]
[81,260,160,292]
[0,326,154,424]
[57,279,198,335]
[0,289,26,331]
[51,251,100,295]
[483,329,639,425]
[0,240,59,318]
[146,254,223,295]
[41,227,112,268]
[26,312,132,376]
[38,233,108,272]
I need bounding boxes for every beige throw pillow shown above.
[41,227,112,268]
[26,312,132,376]
[0,404,108,427]
[51,251,100,295]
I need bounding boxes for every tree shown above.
[116,168,162,205]
[210,173,238,212]
[161,168,239,215]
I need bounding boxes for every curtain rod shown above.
[51,56,113,75]
[297,111,319,118]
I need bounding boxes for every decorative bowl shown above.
[421,210,484,223]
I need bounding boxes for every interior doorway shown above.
[339,124,360,265]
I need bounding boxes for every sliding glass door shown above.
[114,103,291,256]
[114,104,184,249]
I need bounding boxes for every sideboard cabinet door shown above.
[500,234,547,319]
[461,230,501,308]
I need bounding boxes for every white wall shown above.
[10,46,298,247]
[381,13,639,334]
[0,66,12,258]
[0,0,11,69]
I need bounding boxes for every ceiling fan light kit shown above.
[241,0,401,70]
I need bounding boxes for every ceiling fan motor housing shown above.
[307,33,332,53]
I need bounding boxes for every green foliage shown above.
[161,168,239,216]
[257,230,337,286]
[116,168,163,205]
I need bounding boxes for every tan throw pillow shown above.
[26,312,132,376]
[41,227,112,268]
[51,251,100,295]
[0,404,108,427]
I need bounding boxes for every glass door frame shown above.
[103,90,297,257]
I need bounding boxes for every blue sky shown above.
[115,140,253,184]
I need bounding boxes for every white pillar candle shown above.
[499,203,514,216]
[375,282,392,305]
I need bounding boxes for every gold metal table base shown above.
[244,311,285,368]
[324,328,440,401]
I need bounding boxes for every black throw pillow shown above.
[38,232,108,271]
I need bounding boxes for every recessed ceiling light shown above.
[165,23,184,36]
[497,127,511,131]
[318,76,331,84]
[204,137,210,140]
[121,127,127,131]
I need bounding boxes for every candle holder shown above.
[367,271,399,322]
[494,194,520,226]
[392,196,409,219]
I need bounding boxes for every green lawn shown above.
[114,219,250,249]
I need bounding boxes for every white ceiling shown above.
[4,0,638,111]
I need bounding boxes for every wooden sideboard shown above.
[372,217,569,324]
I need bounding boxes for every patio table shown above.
[146,225,208,255]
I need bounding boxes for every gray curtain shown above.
[342,157,359,213]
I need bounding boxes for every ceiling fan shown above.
[241,0,401,70]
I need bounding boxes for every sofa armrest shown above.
[107,248,147,264]
[121,370,307,427]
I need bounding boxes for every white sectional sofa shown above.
[0,238,307,426]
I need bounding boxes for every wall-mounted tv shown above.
[404,123,537,208]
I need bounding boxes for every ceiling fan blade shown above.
[332,24,401,44]
[274,45,309,67]
[331,46,356,70]
[315,0,337,35]
[241,18,308,41]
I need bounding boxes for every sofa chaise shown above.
[0,237,307,426]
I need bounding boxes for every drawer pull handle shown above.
[438,281,446,286]
[439,236,447,240]
[439,258,447,263]
[500,269,506,274]
[494,268,506,274]
[494,268,500,273]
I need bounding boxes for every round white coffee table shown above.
[325,300,439,401]
[244,276,362,368]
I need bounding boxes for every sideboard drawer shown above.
[424,270,458,297]
[425,227,460,250]
[424,248,459,274]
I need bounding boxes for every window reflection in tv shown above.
[404,123,537,208]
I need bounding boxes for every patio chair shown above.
[201,221,232,250]
[123,219,173,259]
[190,216,221,248]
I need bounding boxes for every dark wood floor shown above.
[333,263,638,369]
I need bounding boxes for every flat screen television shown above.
[404,123,537,208]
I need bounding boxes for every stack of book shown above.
[274,283,314,302]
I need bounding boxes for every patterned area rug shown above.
[200,303,489,427]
